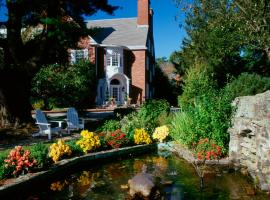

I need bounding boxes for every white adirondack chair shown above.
[66,107,85,134]
[33,109,61,140]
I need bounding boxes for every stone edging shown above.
[0,144,157,198]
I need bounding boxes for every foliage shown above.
[49,140,72,163]
[1,0,118,126]
[193,138,222,160]
[101,119,121,133]
[30,143,49,168]
[3,146,37,177]
[152,125,170,143]
[174,0,270,87]
[31,60,96,108]
[105,129,128,149]
[31,99,45,110]
[171,63,232,152]
[0,152,14,179]
[114,108,136,118]
[134,128,152,145]
[223,73,270,100]
[66,140,84,155]
[138,99,170,133]
[178,64,216,108]
[120,112,144,142]
[76,130,101,154]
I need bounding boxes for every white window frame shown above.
[70,49,88,64]
[106,48,121,68]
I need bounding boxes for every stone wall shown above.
[229,90,270,191]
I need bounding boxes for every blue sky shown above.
[0,0,186,58]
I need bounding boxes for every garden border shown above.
[0,144,157,198]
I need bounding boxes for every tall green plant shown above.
[138,99,170,133]
[172,91,231,152]
[178,64,216,108]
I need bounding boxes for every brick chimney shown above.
[137,0,150,26]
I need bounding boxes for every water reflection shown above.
[28,153,270,200]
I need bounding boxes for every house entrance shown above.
[110,79,122,103]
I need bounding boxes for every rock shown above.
[229,90,270,191]
[128,165,155,197]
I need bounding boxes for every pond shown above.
[25,152,269,200]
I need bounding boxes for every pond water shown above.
[26,152,269,200]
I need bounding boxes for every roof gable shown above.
[86,18,148,49]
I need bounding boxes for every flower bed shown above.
[0,121,172,197]
[0,144,157,198]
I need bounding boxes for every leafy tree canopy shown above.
[174,0,270,85]
[0,0,117,126]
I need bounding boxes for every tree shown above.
[0,0,117,127]
[174,0,270,86]
[31,60,96,109]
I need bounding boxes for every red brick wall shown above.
[88,46,96,64]
[131,50,146,104]
[137,0,149,26]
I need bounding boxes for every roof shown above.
[86,18,148,50]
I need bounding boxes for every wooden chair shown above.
[66,107,85,134]
[33,109,62,140]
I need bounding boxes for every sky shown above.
[0,0,187,58]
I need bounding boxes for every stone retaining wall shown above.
[229,90,270,191]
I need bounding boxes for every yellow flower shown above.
[134,128,152,145]
[76,130,101,153]
[152,125,169,143]
[49,139,72,163]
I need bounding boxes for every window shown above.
[70,49,88,64]
[107,52,120,67]
[112,52,120,66]
[106,49,121,67]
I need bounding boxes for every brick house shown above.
[70,0,155,105]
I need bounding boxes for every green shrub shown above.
[120,112,144,143]
[101,119,121,133]
[31,60,96,108]
[0,152,13,179]
[31,98,45,110]
[30,143,49,169]
[138,99,170,133]
[114,108,136,118]
[223,73,270,100]
[171,91,231,152]
[178,65,216,108]
[172,65,232,152]
[66,139,84,155]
